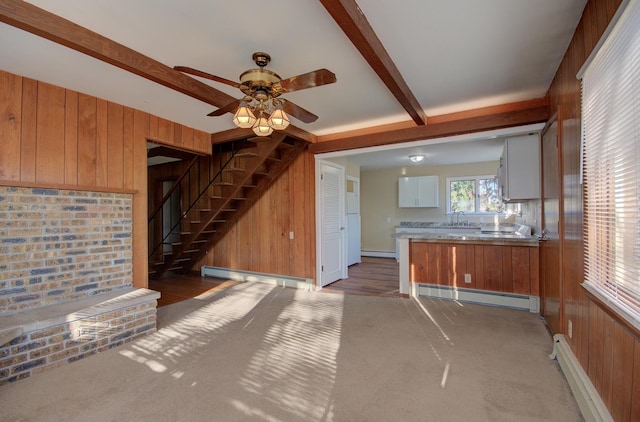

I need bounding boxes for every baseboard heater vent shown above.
[416,283,539,312]
[551,334,612,422]
[360,250,395,259]
[201,266,314,291]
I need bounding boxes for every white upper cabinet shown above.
[498,134,540,202]
[398,176,439,208]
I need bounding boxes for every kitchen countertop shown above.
[392,231,539,245]
[397,221,481,229]
[396,221,520,230]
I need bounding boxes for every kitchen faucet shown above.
[455,211,466,226]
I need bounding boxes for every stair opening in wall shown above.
[147,136,308,296]
[147,142,203,276]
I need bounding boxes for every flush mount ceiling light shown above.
[174,52,336,137]
[409,154,425,163]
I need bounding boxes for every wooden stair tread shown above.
[223,167,245,173]
[234,151,257,158]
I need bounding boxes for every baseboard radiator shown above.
[201,266,314,291]
[415,283,540,313]
[360,250,395,259]
[551,334,613,422]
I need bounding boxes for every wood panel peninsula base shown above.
[396,235,540,312]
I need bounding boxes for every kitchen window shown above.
[446,175,502,214]
[580,0,640,330]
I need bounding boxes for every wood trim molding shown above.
[309,102,550,153]
[0,179,138,194]
[319,0,426,126]
[0,0,235,109]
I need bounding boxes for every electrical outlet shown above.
[289,231,294,240]
[568,320,573,339]
[464,274,472,283]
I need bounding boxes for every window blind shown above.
[581,0,640,328]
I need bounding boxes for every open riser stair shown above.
[148,134,305,279]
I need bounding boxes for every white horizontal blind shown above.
[582,0,640,326]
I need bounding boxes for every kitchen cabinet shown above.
[398,176,439,207]
[498,134,540,202]
[409,242,539,295]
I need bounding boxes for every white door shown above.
[317,161,345,286]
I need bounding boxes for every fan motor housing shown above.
[239,68,283,98]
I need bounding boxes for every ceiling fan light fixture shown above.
[409,154,425,163]
[267,104,290,130]
[232,103,256,129]
[252,115,274,137]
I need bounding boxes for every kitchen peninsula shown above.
[394,222,540,311]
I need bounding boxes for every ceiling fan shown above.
[174,52,336,136]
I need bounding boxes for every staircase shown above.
[148,133,306,279]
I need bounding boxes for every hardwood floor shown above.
[148,273,241,308]
[322,256,399,297]
[149,256,399,307]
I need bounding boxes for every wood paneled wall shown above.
[0,69,210,288]
[193,149,316,280]
[410,242,539,296]
[546,0,640,420]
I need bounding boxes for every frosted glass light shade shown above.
[252,116,273,136]
[233,105,256,129]
[267,107,290,130]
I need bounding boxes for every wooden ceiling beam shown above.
[0,0,238,109]
[308,100,550,154]
[316,98,549,143]
[319,0,426,126]
[0,0,320,144]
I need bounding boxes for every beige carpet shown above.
[0,282,581,421]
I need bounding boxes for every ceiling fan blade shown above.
[207,99,242,117]
[282,100,318,123]
[277,69,337,93]
[174,66,240,89]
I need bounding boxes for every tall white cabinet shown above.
[346,177,361,266]
[398,176,439,208]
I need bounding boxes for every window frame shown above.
[445,175,502,215]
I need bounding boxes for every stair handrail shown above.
[148,155,198,224]
[148,139,248,261]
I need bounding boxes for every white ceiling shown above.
[0,0,586,168]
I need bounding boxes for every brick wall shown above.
[0,187,133,313]
[0,186,160,385]
[0,300,157,384]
